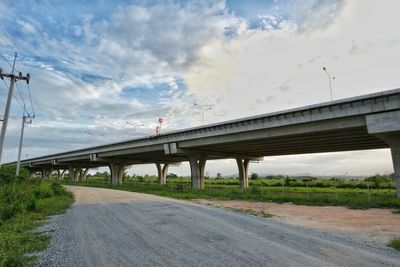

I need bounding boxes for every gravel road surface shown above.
[37,186,400,267]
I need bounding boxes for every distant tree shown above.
[250,172,259,180]
[216,172,222,178]
[167,173,178,179]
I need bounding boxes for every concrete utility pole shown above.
[0,53,30,168]
[16,111,34,175]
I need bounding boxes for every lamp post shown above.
[323,67,335,101]
[194,103,212,126]
[126,122,144,132]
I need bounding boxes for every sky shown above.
[0,0,400,177]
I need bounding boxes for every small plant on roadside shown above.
[388,238,400,251]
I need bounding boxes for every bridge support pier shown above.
[68,167,74,181]
[380,135,400,197]
[41,169,51,180]
[81,168,89,182]
[156,163,169,185]
[73,168,81,182]
[57,169,66,181]
[188,156,206,189]
[236,158,250,189]
[109,163,126,185]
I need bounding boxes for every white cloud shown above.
[1,0,399,176]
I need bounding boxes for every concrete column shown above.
[381,135,400,197]
[41,169,49,180]
[81,168,89,182]
[156,163,169,185]
[73,168,81,182]
[109,162,125,185]
[56,169,66,181]
[236,158,250,189]
[188,156,207,189]
[68,167,74,180]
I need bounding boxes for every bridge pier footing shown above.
[236,158,250,189]
[156,163,169,185]
[188,156,206,189]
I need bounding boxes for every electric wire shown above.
[15,81,27,112]
[5,123,21,137]
[1,78,25,110]
[0,53,13,71]
[26,82,35,116]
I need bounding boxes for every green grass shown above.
[388,238,400,251]
[64,179,400,210]
[0,166,74,267]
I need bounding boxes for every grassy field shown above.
[0,166,74,267]
[62,175,400,210]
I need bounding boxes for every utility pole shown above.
[0,53,31,168]
[16,110,34,176]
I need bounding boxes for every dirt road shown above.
[197,200,400,246]
[38,186,400,266]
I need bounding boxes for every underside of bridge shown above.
[17,89,400,197]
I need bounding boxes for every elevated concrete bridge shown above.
[17,88,400,197]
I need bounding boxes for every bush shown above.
[0,165,30,184]
[33,184,53,199]
[51,182,64,196]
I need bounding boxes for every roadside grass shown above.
[64,179,400,210]
[0,166,74,267]
[388,238,400,251]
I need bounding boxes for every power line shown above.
[26,82,35,115]
[1,78,25,110]
[0,53,13,71]
[15,80,27,111]
[6,123,21,137]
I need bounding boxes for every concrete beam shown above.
[171,147,263,161]
[178,116,366,149]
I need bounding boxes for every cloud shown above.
[0,0,399,176]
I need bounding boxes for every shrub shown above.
[0,165,30,184]
[51,182,64,196]
[33,184,53,199]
